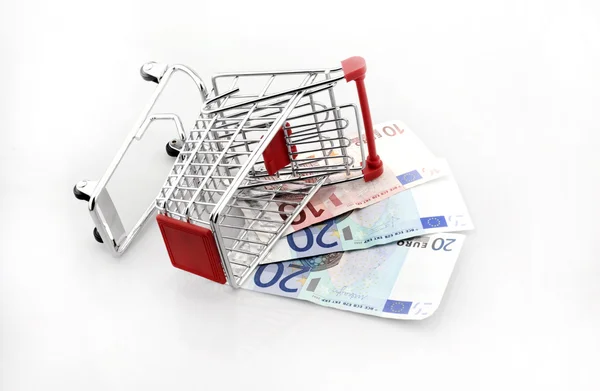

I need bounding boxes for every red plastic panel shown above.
[156,214,226,284]
[262,123,297,175]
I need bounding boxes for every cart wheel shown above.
[166,140,180,157]
[93,227,103,243]
[73,184,90,201]
[140,64,159,84]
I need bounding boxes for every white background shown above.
[1,0,599,389]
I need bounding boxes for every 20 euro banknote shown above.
[257,161,473,263]
[242,233,466,320]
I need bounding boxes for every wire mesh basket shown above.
[74,56,384,288]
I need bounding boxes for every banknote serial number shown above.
[362,227,420,245]
[315,297,378,312]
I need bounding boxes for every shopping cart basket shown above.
[74,56,384,288]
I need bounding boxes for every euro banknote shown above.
[242,233,466,320]
[257,160,473,263]
[248,120,447,234]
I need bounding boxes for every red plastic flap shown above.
[262,123,297,176]
[341,56,367,82]
[156,214,226,284]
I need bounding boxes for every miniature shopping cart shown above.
[73,56,384,288]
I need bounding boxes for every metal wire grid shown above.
[206,68,363,177]
[156,67,365,286]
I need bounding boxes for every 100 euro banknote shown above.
[256,161,473,263]
[246,120,447,234]
[242,233,466,320]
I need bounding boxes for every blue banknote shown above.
[242,233,466,320]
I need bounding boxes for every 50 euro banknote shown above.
[255,160,473,263]
[247,120,447,234]
[242,233,466,320]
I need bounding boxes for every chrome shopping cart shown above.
[73,56,384,288]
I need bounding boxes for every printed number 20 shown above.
[254,264,310,293]
[286,219,338,253]
[431,238,456,251]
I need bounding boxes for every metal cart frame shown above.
[74,56,383,288]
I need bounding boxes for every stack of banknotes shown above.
[240,120,473,320]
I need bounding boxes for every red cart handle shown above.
[341,56,384,181]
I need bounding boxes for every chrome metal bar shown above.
[217,223,278,235]
[234,176,327,287]
[326,69,351,175]
[222,235,268,245]
[226,247,261,257]
[224,205,292,215]
[85,63,208,255]
[203,75,344,115]
[211,86,320,286]
[183,77,277,221]
[236,175,326,190]
[213,67,343,78]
